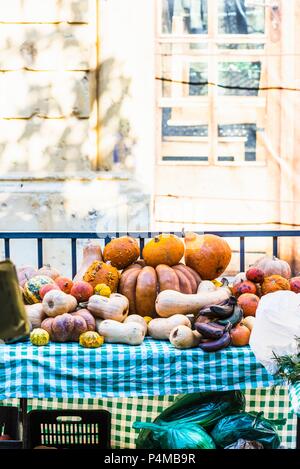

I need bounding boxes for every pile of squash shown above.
[16,232,297,352]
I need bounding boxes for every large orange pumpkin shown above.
[184,232,232,280]
[261,274,291,295]
[119,263,201,317]
[83,261,120,292]
[103,236,140,270]
[142,234,184,267]
[253,255,291,279]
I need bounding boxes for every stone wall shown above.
[0,0,153,270]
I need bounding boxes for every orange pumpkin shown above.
[184,232,232,280]
[83,261,120,292]
[119,263,201,317]
[261,274,291,295]
[103,236,140,270]
[142,234,184,267]
[253,255,291,280]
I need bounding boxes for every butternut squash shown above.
[73,243,103,282]
[42,290,77,317]
[148,315,191,340]
[86,293,129,322]
[155,287,231,318]
[124,315,148,334]
[169,326,201,349]
[96,319,145,345]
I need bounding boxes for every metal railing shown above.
[1,230,300,277]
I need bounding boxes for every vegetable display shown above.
[11,233,295,353]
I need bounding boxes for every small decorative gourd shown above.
[79,331,104,348]
[30,328,49,346]
[24,275,56,304]
[94,283,111,297]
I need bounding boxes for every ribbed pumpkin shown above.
[261,275,291,295]
[119,263,201,317]
[83,261,120,292]
[103,236,140,270]
[184,232,232,280]
[142,234,184,267]
[253,255,291,280]
[24,275,56,304]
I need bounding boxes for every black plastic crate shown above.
[26,410,111,449]
[0,406,22,449]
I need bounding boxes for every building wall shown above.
[0,0,154,269]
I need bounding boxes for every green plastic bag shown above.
[211,412,286,449]
[133,421,216,450]
[134,391,245,449]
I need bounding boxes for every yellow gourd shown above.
[30,328,49,346]
[94,283,111,297]
[79,331,104,348]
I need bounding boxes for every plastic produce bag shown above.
[249,290,300,375]
[133,421,216,449]
[135,391,245,449]
[0,260,30,341]
[225,439,264,449]
[211,412,285,449]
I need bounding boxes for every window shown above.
[157,0,267,164]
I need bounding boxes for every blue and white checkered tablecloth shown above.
[0,338,281,399]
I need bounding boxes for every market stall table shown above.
[0,338,298,448]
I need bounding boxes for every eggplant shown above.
[217,305,243,327]
[195,322,225,339]
[199,332,231,352]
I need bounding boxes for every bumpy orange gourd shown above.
[261,274,291,295]
[103,236,140,270]
[184,232,232,280]
[142,234,184,267]
[83,261,120,292]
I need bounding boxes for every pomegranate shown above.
[70,281,94,302]
[232,280,257,298]
[55,276,73,294]
[289,277,300,294]
[246,267,264,284]
[237,293,260,317]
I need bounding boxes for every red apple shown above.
[232,280,257,298]
[246,267,264,284]
[290,277,300,293]
[55,276,73,294]
[70,281,93,302]
[39,283,60,300]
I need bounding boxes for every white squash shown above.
[155,287,231,318]
[148,315,191,340]
[96,319,145,345]
[169,326,201,349]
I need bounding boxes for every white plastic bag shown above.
[249,290,300,375]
